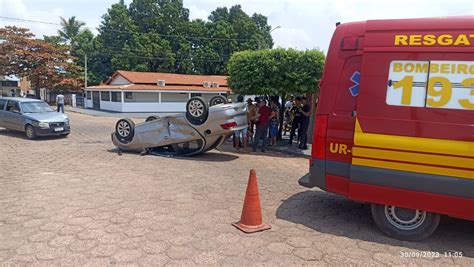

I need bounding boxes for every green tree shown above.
[92,0,136,84]
[228,48,325,138]
[76,1,275,84]
[58,16,86,45]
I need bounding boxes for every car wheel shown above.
[371,204,440,241]
[146,115,160,122]
[186,97,209,125]
[115,118,135,143]
[25,124,37,140]
[209,95,228,106]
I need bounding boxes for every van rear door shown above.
[323,55,361,196]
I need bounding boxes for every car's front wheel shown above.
[371,204,440,241]
[115,119,135,143]
[25,124,37,140]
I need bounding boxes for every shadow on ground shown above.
[0,129,67,141]
[277,175,474,257]
[106,148,239,162]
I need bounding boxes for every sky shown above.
[1,0,473,53]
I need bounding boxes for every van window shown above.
[386,60,474,110]
[0,99,6,110]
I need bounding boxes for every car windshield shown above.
[20,101,54,113]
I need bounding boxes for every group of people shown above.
[233,95,311,153]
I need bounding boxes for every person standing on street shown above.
[298,96,311,149]
[269,99,280,146]
[56,93,65,113]
[288,97,302,146]
[252,99,275,152]
[247,98,257,144]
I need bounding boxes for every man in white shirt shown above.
[56,93,65,113]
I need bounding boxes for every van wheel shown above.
[186,97,208,125]
[371,204,440,241]
[25,124,37,140]
[115,119,135,143]
[209,95,227,106]
[146,115,160,122]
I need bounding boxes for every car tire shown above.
[209,95,228,106]
[186,97,209,125]
[115,118,135,143]
[146,115,160,122]
[25,124,37,140]
[371,204,440,241]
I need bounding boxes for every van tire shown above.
[371,204,440,241]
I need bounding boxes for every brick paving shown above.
[0,112,473,266]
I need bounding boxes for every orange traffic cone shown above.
[232,169,271,233]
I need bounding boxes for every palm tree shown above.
[58,16,86,45]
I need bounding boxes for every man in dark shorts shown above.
[288,97,302,146]
[252,99,275,152]
[298,96,311,149]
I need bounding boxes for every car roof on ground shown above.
[0,97,44,103]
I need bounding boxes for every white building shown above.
[84,70,231,112]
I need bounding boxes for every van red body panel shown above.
[301,17,474,222]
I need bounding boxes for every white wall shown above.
[110,75,130,85]
[85,99,93,108]
[84,89,229,113]
[100,101,122,112]
[121,102,186,113]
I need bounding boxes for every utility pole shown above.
[84,54,88,89]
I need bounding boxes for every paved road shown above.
[0,113,473,266]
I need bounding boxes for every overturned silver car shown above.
[111,96,248,156]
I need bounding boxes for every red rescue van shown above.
[299,16,474,241]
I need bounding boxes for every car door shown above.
[0,99,7,128]
[3,101,24,131]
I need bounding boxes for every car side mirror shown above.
[12,110,21,114]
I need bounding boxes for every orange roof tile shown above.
[110,70,228,86]
[87,84,230,92]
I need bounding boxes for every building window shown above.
[191,93,202,97]
[124,92,159,103]
[111,92,121,102]
[161,92,189,103]
[101,91,110,101]
[86,91,91,100]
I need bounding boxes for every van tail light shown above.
[312,114,328,160]
[220,122,237,130]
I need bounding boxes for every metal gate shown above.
[92,91,100,110]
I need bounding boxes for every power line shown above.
[0,16,261,42]
[90,48,227,63]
